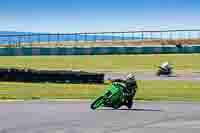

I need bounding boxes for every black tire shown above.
[112,102,122,109]
[156,70,161,76]
[90,96,104,110]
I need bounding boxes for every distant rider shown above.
[160,62,172,71]
[112,73,138,109]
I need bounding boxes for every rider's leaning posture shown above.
[160,62,172,71]
[112,73,138,109]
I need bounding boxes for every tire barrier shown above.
[0,68,105,84]
[0,45,200,56]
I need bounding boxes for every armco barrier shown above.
[0,45,200,56]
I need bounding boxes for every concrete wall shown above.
[0,46,200,56]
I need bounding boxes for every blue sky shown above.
[0,0,200,33]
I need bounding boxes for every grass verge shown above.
[0,80,200,101]
[0,54,200,72]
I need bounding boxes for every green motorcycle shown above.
[91,82,132,110]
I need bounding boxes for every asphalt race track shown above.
[0,101,200,133]
[105,72,200,81]
[0,72,200,133]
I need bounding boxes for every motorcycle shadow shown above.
[97,108,162,112]
[157,75,178,77]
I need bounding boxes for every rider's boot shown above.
[125,96,134,109]
[126,100,133,109]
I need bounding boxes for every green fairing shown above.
[91,82,125,110]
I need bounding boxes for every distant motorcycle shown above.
[156,66,172,76]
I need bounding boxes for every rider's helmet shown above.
[162,62,169,66]
[160,62,170,69]
[164,62,169,65]
[126,73,135,81]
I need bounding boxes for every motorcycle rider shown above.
[160,62,172,72]
[112,73,138,109]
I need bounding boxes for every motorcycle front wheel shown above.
[90,96,104,110]
[156,70,162,76]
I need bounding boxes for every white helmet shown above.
[161,62,169,68]
[126,73,135,80]
[163,62,169,65]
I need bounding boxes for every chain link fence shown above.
[0,29,200,47]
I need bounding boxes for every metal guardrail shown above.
[0,29,200,47]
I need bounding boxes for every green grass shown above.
[0,54,200,72]
[0,82,105,100]
[0,80,200,101]
[0,54,200,101]
[136,80,200,101]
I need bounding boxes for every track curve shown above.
[0,101,200,133]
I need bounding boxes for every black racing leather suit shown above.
[112,78,138,108]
